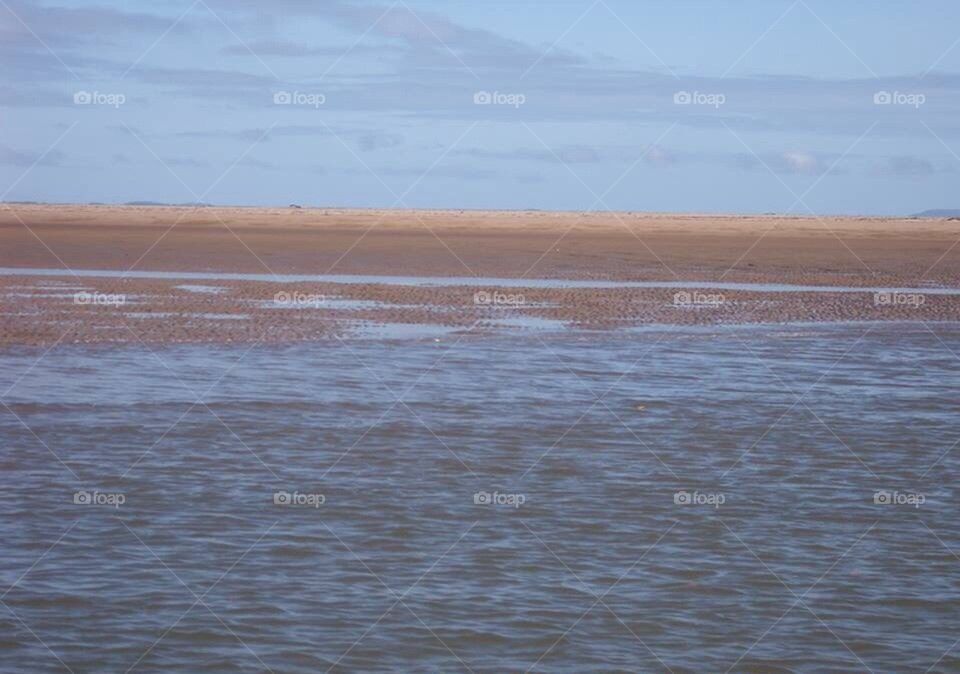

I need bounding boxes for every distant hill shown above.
[914,209,960,218]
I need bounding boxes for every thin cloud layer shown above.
[2,0,959,213]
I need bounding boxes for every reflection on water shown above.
[174,284,229,294]
[2,266,960,295]
[1,323,959,672]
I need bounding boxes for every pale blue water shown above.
[1,266,958,295]
[1,323,958,672]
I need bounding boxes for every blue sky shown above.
[2,0,959,214]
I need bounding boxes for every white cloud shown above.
[782,151,819,174]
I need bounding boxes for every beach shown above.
[7,0,960,669]
[3,204,960,671]
[2,204,958,344]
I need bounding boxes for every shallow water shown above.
[2,266,959,295]
[1,323,959,672]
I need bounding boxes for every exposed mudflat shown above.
[1,204,958,344]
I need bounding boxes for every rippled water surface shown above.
[1,323,959,672]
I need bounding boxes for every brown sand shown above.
[1,204,959,344]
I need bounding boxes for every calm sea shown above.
[1,322,958,672]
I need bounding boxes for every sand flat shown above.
[1,204,958,344]
[2,204,959,282]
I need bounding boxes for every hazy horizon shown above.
[6,200,960,219]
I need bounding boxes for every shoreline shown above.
[2,268,957,346]
[2,204,959,345]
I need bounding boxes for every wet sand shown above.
[2,204,959,344]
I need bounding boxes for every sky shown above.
[2,0,960,215]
